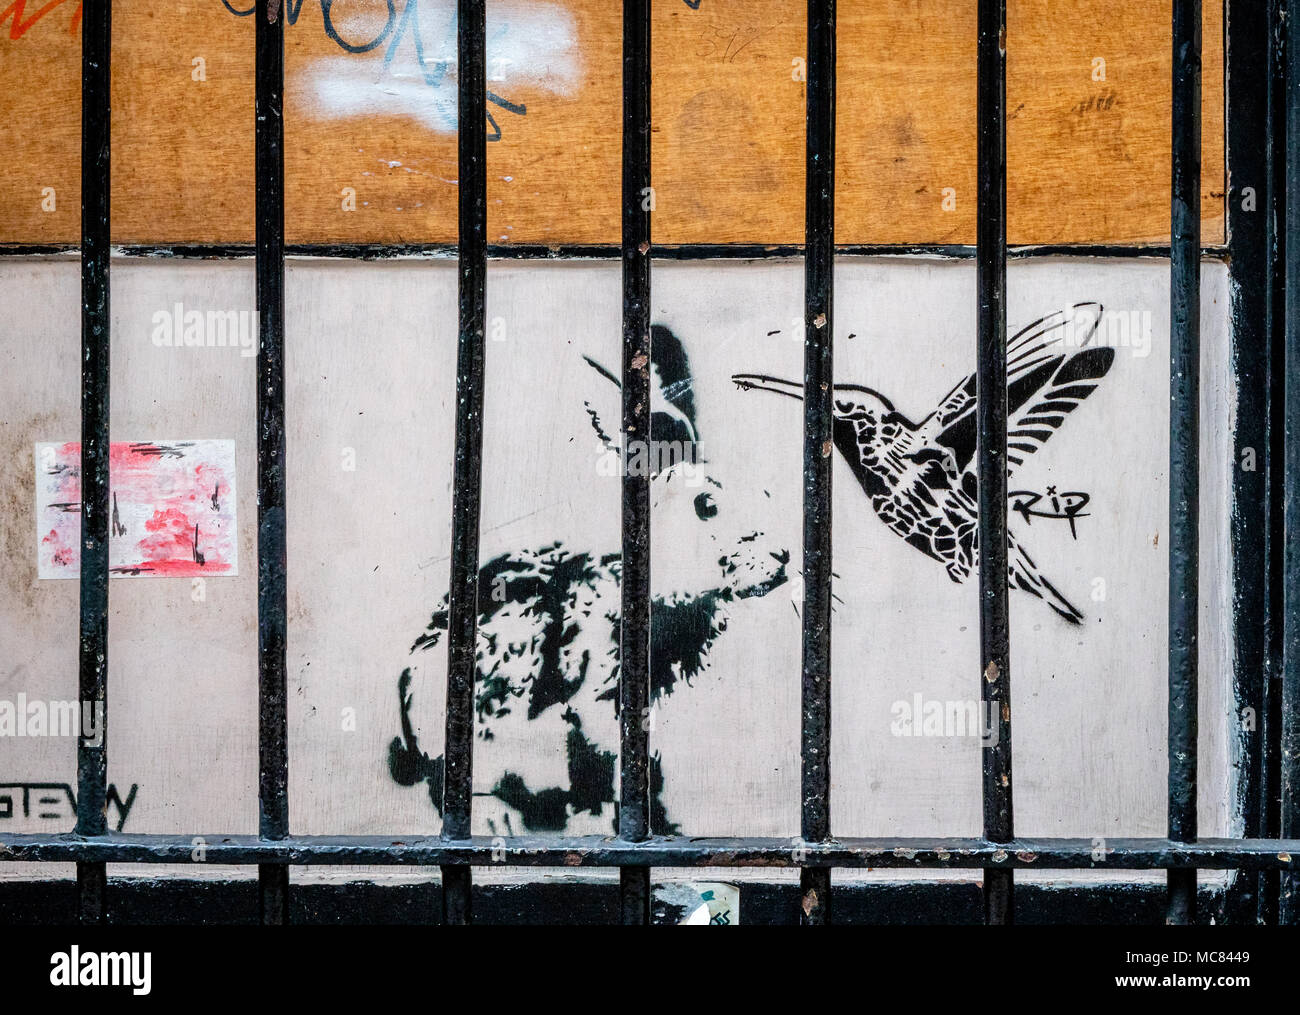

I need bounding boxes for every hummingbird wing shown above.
[908,303,1110,478]
[1004,344,1114,472]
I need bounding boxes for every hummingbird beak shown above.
[730,373,804,401]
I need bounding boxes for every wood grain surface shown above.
[1,0,1225,246]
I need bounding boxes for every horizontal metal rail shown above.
[0,243,1234,262]
[1,835,1297,869]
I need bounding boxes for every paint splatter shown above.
[300,0,580,136]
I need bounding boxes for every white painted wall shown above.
[0,255,1236,884]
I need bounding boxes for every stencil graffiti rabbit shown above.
[389,325,791,835]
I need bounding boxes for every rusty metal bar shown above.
[255,0,289,926]
[440,0,490,926]
[1280,0,1300,927]
[618,0,653,927]
[976,0,1013,926]
[76,0,111,928]
[800,0,836,927]
[1167,0,1202,927]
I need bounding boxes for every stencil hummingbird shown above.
[732,302,1115,625]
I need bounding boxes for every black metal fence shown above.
[2,0,1299,926]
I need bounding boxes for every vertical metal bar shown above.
[800,0,835,928]
[619,0,652,926]
[1248,0,1289,925]
[977,0,1013,926]
[1167,0,1202,926]
[1224,0,1272,925]
[1280,0,1300,928]
[440,0,488,926]
[1261,0,1289,926]
[255,0,289,925]
[76,0,111,927]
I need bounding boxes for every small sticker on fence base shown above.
[654,881,740,925]
[35,440,237,579]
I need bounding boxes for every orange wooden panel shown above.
[0,0,1224,245]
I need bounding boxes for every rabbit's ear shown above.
[581,354,622,453]
[582,328,701,457]
[650,325,697,440]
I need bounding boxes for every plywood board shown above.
[1,0,1224,246]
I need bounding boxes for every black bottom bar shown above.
[441,865,472,925]
[76,862,105,924]
[1167,869,1197,924]
[620,867,650,925]
[0,876,1243,926]
[258,864,288,925]
[984,869,1013,924]
[1283,872,1299,923]
[800,868,831,925]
